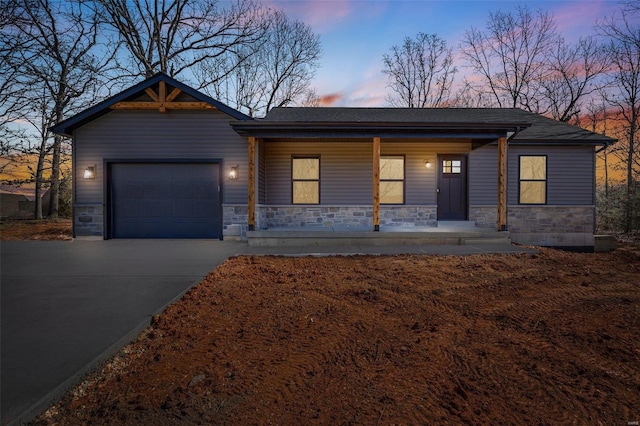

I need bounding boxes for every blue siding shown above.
[74,109,247,205]
[264,140,470,205]
[469,144,595,205]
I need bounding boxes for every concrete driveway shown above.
[1,239,247,425]
[1,238,534,424]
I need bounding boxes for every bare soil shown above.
[37,247,640,425]
[0,219,72,240]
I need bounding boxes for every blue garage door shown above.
[110,163,221,238]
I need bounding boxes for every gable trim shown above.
[51,73,252,137]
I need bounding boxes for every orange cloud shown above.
[319,92,343,106]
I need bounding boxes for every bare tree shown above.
[382,33,456,108]
[538,36,608,123]
[0,4,27,160]
[587,99,611,194]
[460,6,557,109]
[451,78,496,108]
[95,0,267,82]
[598,2,640,232]
[202,9,321,117]
[299,87,321,108]
[1,0,112,218]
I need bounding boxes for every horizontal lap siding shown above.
[74,110,247,205]
[265,140,470,205]
[468,147,499,204]
[469,145,595,205]
[382,142,470,205]
[265,142,372,204]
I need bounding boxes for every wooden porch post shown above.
[373,137,381,231]
[248,136,256,231]
[497,136,508,231]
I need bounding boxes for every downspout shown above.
[498,127,524,232]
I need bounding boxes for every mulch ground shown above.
[35,246,640,425]
[0,219,72,240]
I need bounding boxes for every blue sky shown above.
[266,0,621,106]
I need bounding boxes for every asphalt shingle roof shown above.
[263,107,614,143]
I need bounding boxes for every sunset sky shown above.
[266,0,621,107]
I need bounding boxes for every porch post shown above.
[248,136,256,231]
[497,136,508,231]
[373,136,381,231]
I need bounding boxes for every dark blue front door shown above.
[437,155,467,220]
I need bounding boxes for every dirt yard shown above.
[36,246,639,425]
[0,219,72,240]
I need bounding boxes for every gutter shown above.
[230,120,533,139]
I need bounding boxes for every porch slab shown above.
[244,243,536,256]
[246,227,511,247]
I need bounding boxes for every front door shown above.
[437,155,467,220]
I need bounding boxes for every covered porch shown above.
[230,108,532,244]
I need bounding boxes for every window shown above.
[292,157,319,204]
[380,156,404,204]
[519,156,546,204]
[442,159,461,174]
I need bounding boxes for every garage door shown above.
[109,163,221,238]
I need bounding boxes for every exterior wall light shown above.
[83,165,96,179]
[425,160,431,169]
[229,165,239,180]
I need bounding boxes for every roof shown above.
[51,73,252,137]
[0,184,47,201]
[232,107,615,145]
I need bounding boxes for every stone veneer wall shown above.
[222,204,248,240]
[75,204,250,239]
[470,205,595,246]
[256,205,437,230]
[74,204,104,237]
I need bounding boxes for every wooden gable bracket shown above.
[110,81,215,112]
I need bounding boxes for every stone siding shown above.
[222,204,248,240]
[468,206,498,229]
[74,204,104,237]
[380,206,437,227]
[470,205,595,247]
[257,205,437,230]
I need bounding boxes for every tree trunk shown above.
[604,148,609,198]
[48,135,61,218]
[626,124,635,232]
[34,145,47,219]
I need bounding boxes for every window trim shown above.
[380,155,405,205]
[291,155,320,204]
[518,155,547,205]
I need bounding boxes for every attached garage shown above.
[108,162,221,239]
[50,73,251,239]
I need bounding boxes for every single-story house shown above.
[0,185,51,219]
[51,73,615,249]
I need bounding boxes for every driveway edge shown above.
[11,276,205,426]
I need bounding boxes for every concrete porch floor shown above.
[247,221,511,247]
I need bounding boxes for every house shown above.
[0,189,30,219]
[51,73,615,249]
[0,185,51,219]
